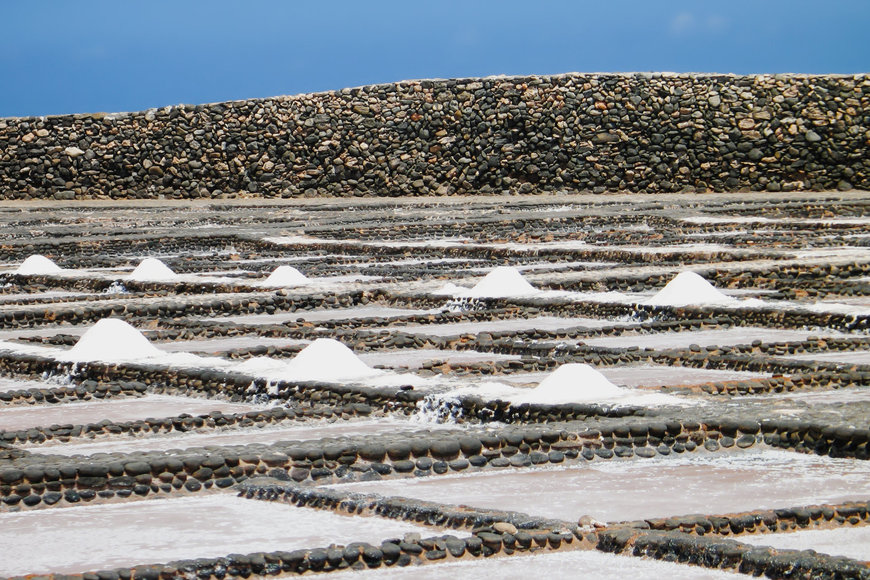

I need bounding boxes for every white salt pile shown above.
[64,318,162,362]
[14,255,63,275]
[645,271,735,307]
[283,338,383,382]
[512,363,626,404]
[259,265,310,287]
[126,258,178,282]
[461,266,538,298]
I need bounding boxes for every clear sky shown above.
[2,1,868,118]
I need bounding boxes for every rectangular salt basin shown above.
[496,364,768,389]
[323,549,744,580]
[583,328,839,350]
[0,494,437,576]
[741,526,870,562]
[155,336,309,353]
[399,316,634,337]
[0,394,261,431]
[30,418,449,457]
[203,306,439,325]
[329,450,870,523]
[783,350,870,365]
[359,349,521,370]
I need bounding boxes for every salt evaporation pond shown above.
[583,328,841,350]
[155,336,309,353]
[756,386,870,405]
[323,549,745,580]
[30,418,450,457]
[496,365,769,389]
[0,494,439,576]
[0,325,90,341]
[0,377,70,393]
[359,349,521,369]
[741,526,870,562]
[203,305,440,325]
[399,316,634,338]
[783,350,870,365]
[330,450,870,523]
[2,394,260,431]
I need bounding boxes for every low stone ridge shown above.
[0,73,867,200]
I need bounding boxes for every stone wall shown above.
[0,73,867,200]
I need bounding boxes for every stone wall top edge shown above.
[2,71,867,124]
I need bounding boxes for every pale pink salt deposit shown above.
[126,258,177,282]
[259,265,310,287]
[645,271,735,307]
[14,255,63,275]
[63,318,162,362]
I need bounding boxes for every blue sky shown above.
[2,1,868,117]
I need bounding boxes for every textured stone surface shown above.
[0,73,867,200]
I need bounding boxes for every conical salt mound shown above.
[15,255,62,275]
[465,266,537,298]
[67,318,162,361]
[127,258,177,282]
[514,363,625,404]
[646,271,734,307]
[285,338,381,381]
[261,265,310,287]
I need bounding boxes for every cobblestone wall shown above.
[0,73,866,199]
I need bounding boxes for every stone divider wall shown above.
[0,73,866,200]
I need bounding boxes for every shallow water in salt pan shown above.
[399,316,633,337]
[1,394,260,431]
[0,494,437,576]
[325,550,744,580]
[741,526,870,561]
[330,450,870,523]
[583,328,839,350]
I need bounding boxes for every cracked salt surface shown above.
[0,494,440,576]
[741,526,870,562]
[329,450,870,523]
[323,549,745,580]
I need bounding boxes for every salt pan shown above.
[14,255,62,275]
[126,258,177,282]
[645,271,735,307]
[258,265,310,287]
